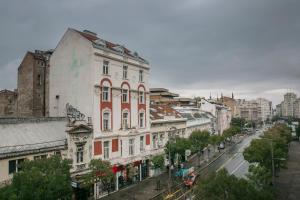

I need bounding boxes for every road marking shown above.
[230,160,246,175]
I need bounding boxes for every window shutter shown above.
[94,141,102,155]
[146,134,150,145]
[112,139,119,152]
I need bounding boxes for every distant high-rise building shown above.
[294,99,300,119]
[281,92,297,118]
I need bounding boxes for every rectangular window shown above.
[102,87,109,101]
[140,136,144,152]
[8,159,24,174]
[8,160,16,174]
[122,112,129,129]
[103,112,110,131]
[104,141,109,159]
[139,112,144,128]
[103,60,109,75]
[122,89,128,103]
[76,145,84,163]
[139,91,144,104]
[123,66,128,79]
[129,138,135,156]
[139,70,143,82]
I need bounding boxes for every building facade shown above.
[48,28,152,197]
[0,90,17,117]
[17,50,52,117]
[281,92,297,118]
[0,118,67,186]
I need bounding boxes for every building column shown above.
[139,163,142,181]
[116,172,119,191]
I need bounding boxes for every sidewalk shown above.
[276,141,300,200]
[100,135,245,200]
[100,150,222,200]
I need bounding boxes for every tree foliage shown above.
[194,169,272,200]
[165,137,191,162]
[244,124,291,173]
[223,126,241,139]
[231,118,246,128]
[0,156,72,200]
[83,159,115,189]
[151,154,165,170]
[189,130,210,153]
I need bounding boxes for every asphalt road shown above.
[217,127,266,178]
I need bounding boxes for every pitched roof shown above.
[73,28,149,64]
[150,105,183,120]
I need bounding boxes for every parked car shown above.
[219,142,225,149]
[183,172,197,187]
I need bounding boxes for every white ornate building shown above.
[49,28,152,197]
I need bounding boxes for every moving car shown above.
[183,172,197,187]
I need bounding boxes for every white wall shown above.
[49,28,94,118]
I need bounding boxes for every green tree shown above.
[151,154,165,170]
[165,137,191,162]
[244,124,291,171]
[194,169,270,200]
[231,117,246,128]
[189,130,210,153]
[209,135,224,153]
[83,159,115,193]
[223,126,241,139]
[0,156,72,200]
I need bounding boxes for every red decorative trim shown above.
[100,78,113,131]
[121,81,131,128]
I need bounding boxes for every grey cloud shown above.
[0,0,299,104]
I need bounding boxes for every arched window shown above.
[121,83,130,103]
[101,80,111,102]
[102,111,110,131]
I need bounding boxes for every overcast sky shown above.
[0,0,299,105]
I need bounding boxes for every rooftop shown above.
[73,28,149,64]
[0,117,67,159]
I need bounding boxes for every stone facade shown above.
[17,50,52,117]
[0,90,17,117]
